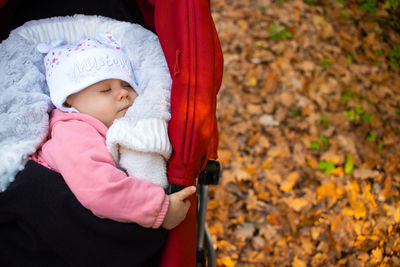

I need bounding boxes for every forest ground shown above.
[207,0,400,266]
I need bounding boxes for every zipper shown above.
[182,0,196,166]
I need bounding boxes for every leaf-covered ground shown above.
[207,0,400,266]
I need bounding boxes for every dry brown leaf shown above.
[209,0,400,265]
[235,223,255,242]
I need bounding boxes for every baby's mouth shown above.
[119,105,130,113]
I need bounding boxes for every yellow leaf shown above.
[258,191,269,201]
[349,199,367,219]
[292,256,307,267]
[262,158,273,169]
[280,172,300,192]
[268,144,289,159]
[317,182,341,207]
[370,248,383,264]
[208,222,224,237]
[246,189,259,210]
[331,166,343,176]
[247,104,262,115]
[342,207,355,217]
[316,182,336,200]
[248,77,258,86]
[218,256,236,267]
[236,169,251,182]
[357,252,370,262]
[217,240,232,251]
[311,227,323,240]
[355,235,380,251]
[208,199,218,210]
[306,155,318,169]
[393,239,400,253]
[231,214,245,225]
[302,106,311,115]
[217,149,232,164]
[321,151,342,165]
[301,238,315,256]
[312,15,325,27]
[247,132,260,146]
[395,207,400,223]
[263,73,279,91]
[258,135,270,149]
[221,170,236,185]
[237,19,248,31]
[362,183,378,211]
[319,22,334,39]
[288,197,309,212]
[216,208,229,221]
[382,176,392,198]
[351,180,360,193]
[336,186,344,196]
[244,164,257,177]
[265,169,282,184]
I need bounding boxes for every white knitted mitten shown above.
[119,150,169,189]
[107,117,172,189]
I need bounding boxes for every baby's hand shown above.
[162,186,196,230]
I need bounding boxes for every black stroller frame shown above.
[196,160,220,267]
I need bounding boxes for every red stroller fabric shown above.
[138,0,223,185]
[138,1,223,265]
[0,0,223,265]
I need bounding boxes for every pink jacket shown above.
[33,109,169,228]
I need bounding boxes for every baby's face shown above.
[65,79,137,127]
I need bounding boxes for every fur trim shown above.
[0,32,52,191]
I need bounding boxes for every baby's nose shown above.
[117,87,129,99]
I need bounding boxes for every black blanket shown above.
[0,160,167,267]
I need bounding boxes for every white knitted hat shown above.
[37,34,139,112]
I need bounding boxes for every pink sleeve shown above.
[41,120,169,228]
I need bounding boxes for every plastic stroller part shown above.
[198,160,220,186]
[196,160,220,267]
[168,184,187,194]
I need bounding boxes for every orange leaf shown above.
[267,213,280,226]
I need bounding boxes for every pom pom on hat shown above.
[38,34,139,112]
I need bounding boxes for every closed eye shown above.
[121,82,133,89]
[101,88,112,93]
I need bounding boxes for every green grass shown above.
[367,132,377,142]
[342,91,353,102]
[320,58,332,69]
[359,0,378,14]
[269,24,292,41]
[319,135,330,147]
[320,114,329,128]
[318,161,335,175]
[389,45,400,68]
[311,141,321,150]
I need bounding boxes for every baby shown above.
[33,35,195,229]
